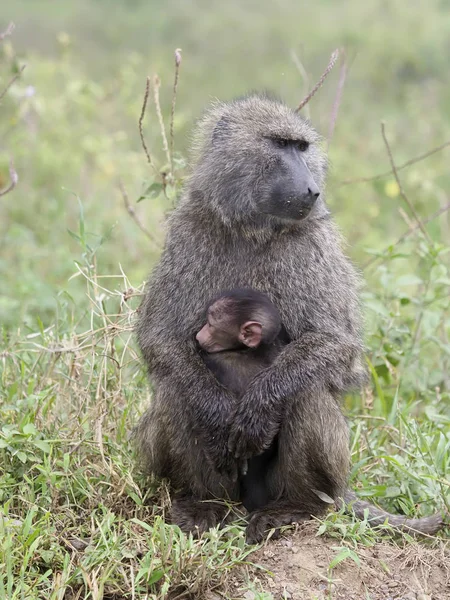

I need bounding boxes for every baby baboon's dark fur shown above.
[198,288,286,513]
[135,94,444,542]
[199,288,285,397]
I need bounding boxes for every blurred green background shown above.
[1,0,450,330]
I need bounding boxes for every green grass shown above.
[1,229,448,596]
[1,1,450,597]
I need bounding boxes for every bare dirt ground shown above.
[226,523,450,600]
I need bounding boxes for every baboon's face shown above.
[259,137,320,222]
[190,95,327,227]
[196,303,241,353]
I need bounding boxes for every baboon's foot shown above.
[246,505,311,544]
[171,496,229,536]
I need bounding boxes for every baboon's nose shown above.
[308,187,320,199]
[303,184,320,207]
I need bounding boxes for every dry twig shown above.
[381,121,433,245]
[295,49,339,113]
[138,76,154,169]
[0,21,14,41]
[327,49,348,148]
[337,139,450,187]
[0,159,18,197]
[169,48,182,174]
[291,49,311,120]
[0,24,22,197]
[118,180,160,249]
[398,206,415,231]
[0,64,26,102]
[153,75,171,174]
[363,200,450,269]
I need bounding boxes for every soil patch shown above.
[230,523,449,600]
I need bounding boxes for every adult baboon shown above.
[135,94,443,542]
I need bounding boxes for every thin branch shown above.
[0,23,22,199]
[138,76,155,169]
[398,206,415,231]
[153,75,171,175]
[295,49,339,113]
[118,180,160,249]
[0,64,26,102]
[327,49,348,148]
[0,159,18,197]
[290,49,311,120]
[381,121,433,245]
[0,22,15,41]
[169,48,182,174]
[410,275,431,352]
[363,200,450,269]
[337,139,450,187]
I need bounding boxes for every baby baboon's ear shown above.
[239,321,263,348]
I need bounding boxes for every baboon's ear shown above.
[212,116,231,144]
[239,321,263,348]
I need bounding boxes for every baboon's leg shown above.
[281,386,350,503]
[246,499,311,544]
[169,453,241,537]
[171,495,235,536]
[246,388,350,543]
[240,438,279,512]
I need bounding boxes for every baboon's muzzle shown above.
[269,155,320,221]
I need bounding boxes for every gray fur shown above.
[134,94,444,541]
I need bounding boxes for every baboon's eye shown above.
[274,138,289,148]
[297,140,309,152]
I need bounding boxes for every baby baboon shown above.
[197,287,286,512]
[197,287,284,397]
[135,94,444,542]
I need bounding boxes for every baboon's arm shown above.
[228,330,361,459]
[139,324,237,472]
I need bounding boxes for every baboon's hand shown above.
[205,428,240,480]
[228,375,278,459]
[228,419,267,460]
[215,450,240,480]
